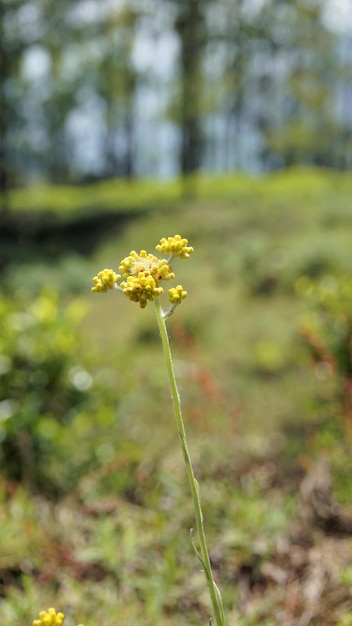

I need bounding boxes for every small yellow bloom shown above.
[91,269,120,293]
[32,608,65,626]
[168,285,187,304]
[120,273,164,308]
[156,235,194,259]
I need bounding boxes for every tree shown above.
[0,0,30,204]
[205,0,274,170]
[0,0,83,189]
[257,0,348,169]
[94,4,140,178]
[172,0,209,175]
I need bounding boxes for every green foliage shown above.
[3,255,96,298]
[5,167,352,218]
[297,274,352,428]
[7,178,183,215]
[0,289,115,493]
[297,274,352,377]
[295,273,352,505]
[0,451,295,626]
[1,170,352,625]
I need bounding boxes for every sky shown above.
[323,0,352,33]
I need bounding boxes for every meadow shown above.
[0,168,352,626]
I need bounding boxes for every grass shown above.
[5,166,352,218]
[1,168,352,625]
[6,178,183,216]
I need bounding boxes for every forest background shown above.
[1,0,352,190]
[1,1,352,625]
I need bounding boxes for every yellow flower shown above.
[156,235,194,259]
[91,235,193,312]
[32,608,65,626]
[120,273,164,308]
[118,247,176,308]
[91,269,120,293]
[168,285,187,304]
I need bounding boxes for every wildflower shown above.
[90,234,226,626]
[91,269,120,293]
[32,608,64,626]
[92,235,193,313]
[156,234,194,259]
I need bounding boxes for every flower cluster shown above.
[32,608,64,626]
[92,235,194,312]
[32,608,84,626]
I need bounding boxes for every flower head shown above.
[92,235,193,313]
[156,235,194,259]
[32,608,65,626]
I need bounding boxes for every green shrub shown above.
[296,273,352,441]
[297,274,352,376]
[0,289,110,493]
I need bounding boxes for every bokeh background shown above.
[1,1,352,625]
[1,0,352,188]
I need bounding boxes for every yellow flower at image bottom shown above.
[32,608,85,626]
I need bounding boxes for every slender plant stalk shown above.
[154,297,226,626]
[91,235,226,625]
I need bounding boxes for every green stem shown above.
[154,298,226,626]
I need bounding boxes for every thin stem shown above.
[154,298,226,626]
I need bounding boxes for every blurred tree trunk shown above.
[0,0,9,208]
[225,0,251,170]
[0,36,9,211]
[0,0,23,209]
[174,0,206,176]
[42,1,78,183]
[98,4,139,179]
